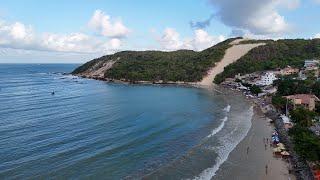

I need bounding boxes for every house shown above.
[304,59,319,70]
[298,70,307,80]
[256,72,277,86]
[284,94,320,111]
[278,66,299,76]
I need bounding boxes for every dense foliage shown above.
[274,78,320,97]
[289,126,320,162]
[73,38,241,82]
[290,108,317,127]
[214,39,320,84]
[249,85,262,95]
[271,95,288,112]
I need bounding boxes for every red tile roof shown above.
[285,94,320,104]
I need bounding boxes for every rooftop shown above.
[285,94,320,104]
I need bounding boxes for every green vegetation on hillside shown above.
[214,39,320,84]
[274,78,320,97]
[289,125,320,162]
[73,38,241,82]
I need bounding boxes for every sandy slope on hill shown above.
[198,39,265,86]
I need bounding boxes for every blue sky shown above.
[0,0,319,63]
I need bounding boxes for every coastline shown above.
[213,90,296,179]
[71,75,297,179]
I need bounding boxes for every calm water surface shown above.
[0,64,246,179]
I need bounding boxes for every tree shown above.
[272,95,288,112]
[316,102,320,115]
[289,126,320,162]
[312,81,320,97]
[290,108,317,127]
[250,85,262,95]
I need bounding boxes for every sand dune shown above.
[198,39,265,86]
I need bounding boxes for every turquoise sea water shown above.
[0,64,252,179]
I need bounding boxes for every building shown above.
[284,94,320,111]
[304,59,319,70]
[278,66,299,76]
[256,72,277,86]
[298,70,307,80]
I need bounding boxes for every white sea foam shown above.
[194,106,253,180]
[207,105,231,138]
[207,117,228,138]
[223,105,231,113]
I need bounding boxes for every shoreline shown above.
[212,86,297,180]
[71,75,297,179]
[213,88,296,179]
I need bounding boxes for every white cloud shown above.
[191,29,225,51]
[315,33,320,39]
[158,28,184,50]
[0,20,123,54]
[157,28,225,51]
[88,9,130,38]
[207,0,296,36]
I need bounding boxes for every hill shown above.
[214,39,320,83]
[73,38,320,85]
[72,38,241,83]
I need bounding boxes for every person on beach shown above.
[265,164,268,175]
[265,144,267,150]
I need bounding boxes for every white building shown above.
[304,59,319,69]
[256,72,277,86]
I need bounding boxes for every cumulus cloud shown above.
[0,10,127,54]
[315,33,320,39]
[190,29,225,50]
[0,22,35,49]
[88,9,130,38]
[41,32,121,53]
[158,28,184,50]
[158,28,225,51]
[192,0,298,36]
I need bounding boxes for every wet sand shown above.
[213,106,295,180]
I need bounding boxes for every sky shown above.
[0,0,320,63]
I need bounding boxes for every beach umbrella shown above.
[277,143,285,147]
[281,151,290,156]
[273,147,282,152]
[277,143,286,150]
[279,146,286,150]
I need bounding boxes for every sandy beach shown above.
[213,103,295,180]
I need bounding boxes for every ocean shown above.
[0,64,253,179]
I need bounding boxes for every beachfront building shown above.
[304,59,319,70]
[256,72,277,86]
[284,94,320,111]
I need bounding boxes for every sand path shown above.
[198,39,265,86]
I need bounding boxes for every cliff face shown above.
[75,59,117,79]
